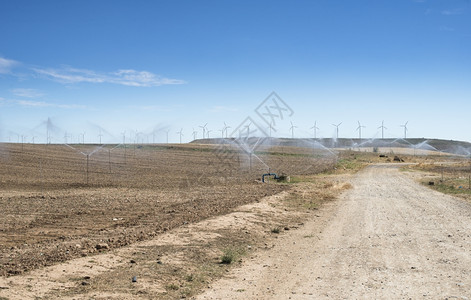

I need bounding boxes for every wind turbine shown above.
[192,128,198,140]
[222,122,230,138]
[244,122,252,139]
[289,121,297,139]
[199,123,208,139]
[207,129,212,138]
[98,130,103,144]
[165,129,170,144]
[177,128,184,144]
[400,121,409,139]
[356,121,366,141]
[268,121,275,138]
[310,121,319,139]
[332,122,342,139]
[378,120,387,140]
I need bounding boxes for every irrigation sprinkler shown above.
[64,143,106,185]
[232,136,269,172]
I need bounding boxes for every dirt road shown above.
[197,164,471,299]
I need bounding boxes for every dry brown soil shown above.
[0,143,335,277]
[3,143,469,299]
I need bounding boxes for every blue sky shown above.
[1,0,470,143]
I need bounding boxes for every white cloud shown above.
[16,100,50,107]
[33,66,186,87]
[15,99,86,109]
[0,57,18,74]
[10,88,45,98]
[1,97,86,109]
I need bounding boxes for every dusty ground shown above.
[2,143,469,299]
[0,143,336,277]
[197,164,471,299]
[0,175,350,299]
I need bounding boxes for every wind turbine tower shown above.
[378,121,387,140]
[289,121,297,139]
[177,128,184,144]
[199,123,208,139]
[310,121,319,139]
[356,121,366,141]
[244,122,252,139]
[268,121,275,138]
[165,129,170,144]
[98,130,103,144]
[332,122,342,140]
[223,122,230,138]
[400,121,409,139]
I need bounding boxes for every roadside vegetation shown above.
[410,160,471,201]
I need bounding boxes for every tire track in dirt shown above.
[196,164,471,299]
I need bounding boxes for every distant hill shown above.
[191,137,471,156]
